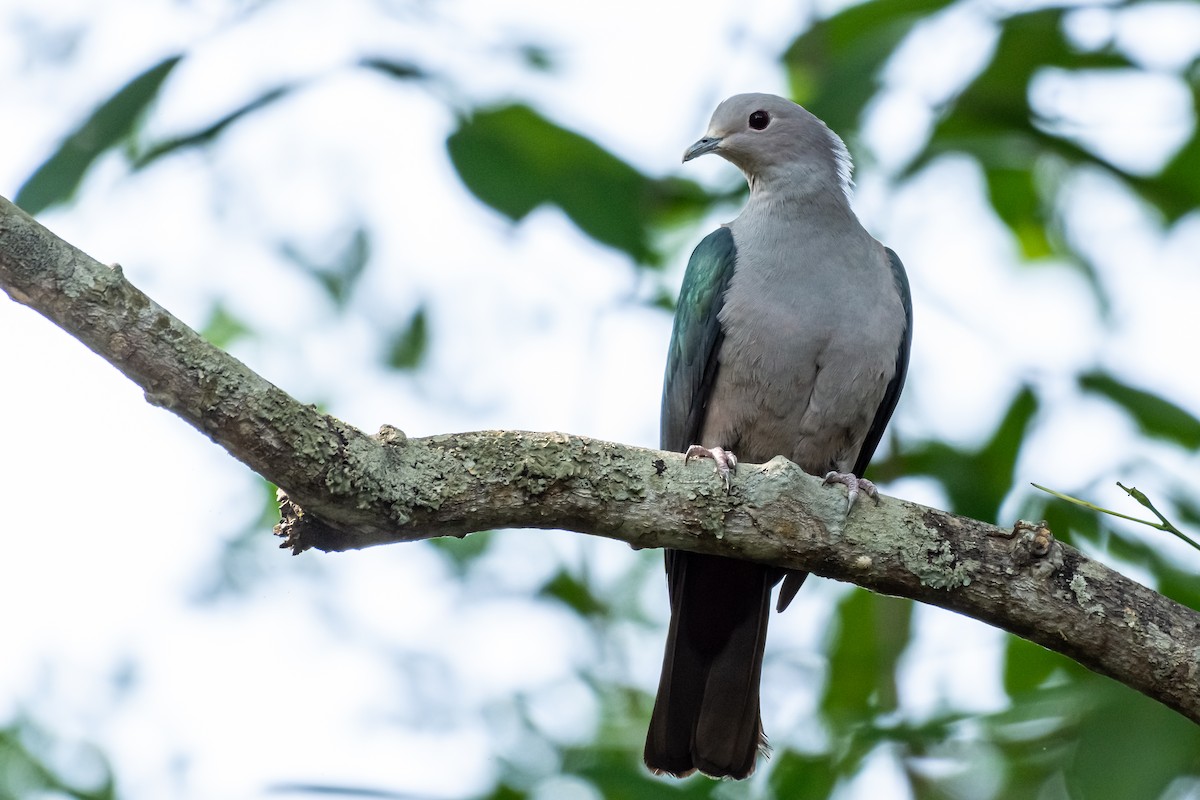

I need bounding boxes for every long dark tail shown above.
[643,550,775,779]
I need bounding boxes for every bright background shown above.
[3,1,1200,798]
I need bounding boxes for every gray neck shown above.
[744,172,855,223]
[746,160,851,208]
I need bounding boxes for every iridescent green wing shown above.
[661,227,736,452]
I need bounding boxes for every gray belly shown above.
[700,298,896,474]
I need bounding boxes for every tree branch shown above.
[3,194,1199,726]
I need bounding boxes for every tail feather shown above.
[644,551,775,779]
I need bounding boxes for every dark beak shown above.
[683,136,722,163]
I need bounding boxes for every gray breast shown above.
[699,210,905,474]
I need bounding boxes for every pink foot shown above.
[684,445,738,491]
[823,471,878,511]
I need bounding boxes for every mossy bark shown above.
[3,194,1199,726]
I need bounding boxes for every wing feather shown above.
[852,246,912,476]
[661,227,737,453]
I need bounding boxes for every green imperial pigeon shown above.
[644,93,912,779]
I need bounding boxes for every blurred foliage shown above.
[823,591,909,726]
[134,84,297,171]
[784,0,954,136]
[15,55,181,214]
[282,227,373,310]
[10,0,1200,798]
[446,103,713,266]
[427,529,495,576]
[1080,370,1200,449]
[876,386,1038,523]
[0,721,116,800]
[199,302,254,350]
[538,568,610,620]
[386,305,429,370]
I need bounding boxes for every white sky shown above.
[3,1,1200,798]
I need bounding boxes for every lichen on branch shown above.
[2,193,1199,727]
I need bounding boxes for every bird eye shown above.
[748,110,770,130]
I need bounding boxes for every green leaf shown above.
[200,303,254,350]
[481,783,529,800]
[1170,490,1200,530]
[909,8,1149,291]
[983,166,1053,259]
[446,104,709,266]
[357,57,426,81]
[1135,107,1200,221]
[1152,556,1200,610]
[1066,680,1200,800]
[823,590,911,725]
[0,720,117,800]
[538,569,607,619]
[427,530,493,576]
[281,227,371,309]
[647,285,677,313]
[134,85,295,169]
[768,749,840,798]
[385,306,428,370]
[1002,634,1076,697]
[1091,521,1200,610]
[901,386,1038,522]
[930,9,1132,146]
[517,44,555,72]
[1079,371,1200,449]
[562,744,721,798]
[783,0,954,134]
[980,684,1083,797]
[16,54,182,214]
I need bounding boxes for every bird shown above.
[643,93,912,780]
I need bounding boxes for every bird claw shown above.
[823,471,878,513]
[685,445,738,491]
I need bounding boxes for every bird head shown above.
[683,93,851,199]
